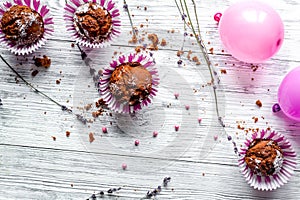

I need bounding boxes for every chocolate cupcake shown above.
[100,53,159,113]
[64,0,120,48]
[0,0,54,55]
[239,130,297,191]
[244,139,283,176]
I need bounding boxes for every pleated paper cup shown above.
[239,130,297,191]
[0,0,54,55]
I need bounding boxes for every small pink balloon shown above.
[219,0,284,63]
[278,67,300,122]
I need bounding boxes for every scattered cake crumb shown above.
[34,55,51,68]
[66,131,71,137]
[220,69,227,74]
[89,132,95,143]
[52,136,56,141]
[253,117,258,123]
[148,33,159,50]
[56,79,61,84]
[31,70,39,77]
[177,50,184,57]
[84,103,92,111]
[129,34,138,44]
[256,100,262,108]
[160,38,167,46]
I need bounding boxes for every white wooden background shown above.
[1,0,300,199]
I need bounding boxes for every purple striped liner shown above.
[99,53,159,113]
[239,130,297,191]
[63,0,121,48]
[0,0,54,55]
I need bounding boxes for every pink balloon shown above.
[278,67,300,122]
[219,0,284,63]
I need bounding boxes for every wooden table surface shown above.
[1,0,300,199]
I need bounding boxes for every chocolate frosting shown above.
[0,5,44,45]
[245,139,283,176]
[73,3,112,42]
[109,62,152,106]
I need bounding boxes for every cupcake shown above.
[239,130,297,191]
[0,0,54,55]
[64,0,121,48]
[99,53,159,113]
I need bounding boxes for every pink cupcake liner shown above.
[99,53,159,113]
[239,130,297,191]
[64,0,121,48]
[0,0,54,55]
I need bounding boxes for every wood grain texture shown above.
[1,0,300,199]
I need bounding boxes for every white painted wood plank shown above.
[1,0,300,199]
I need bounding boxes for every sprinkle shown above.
[122,163,127,170]
[213,135,218,141]
[102,126,107,133]
[153,131,158,137]
[174,93,179,99]
[272,103,281,113]
[177,59,183,65]
[198,117,202,123]
[175,125,180,131]
[134,139,140,146]
[214,12,222,23]
[185,105,190,110]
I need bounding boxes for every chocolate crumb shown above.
[160,38,167,46]
[52,136,56,141]
[89,132,95,143]
[256,100,262,108]
[34,55,51,68]
[148,33,159,50]
[31,70,39,77]
[177,50,184,57]
[66,131,71,137]
[220,69,227,74]
[56,79,61,84]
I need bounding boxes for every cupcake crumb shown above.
[256,100,262,108]
[31,70,39,77]
[220,69,227,74]
[160,38,167,46]
[148,33,159,50]
[66,131,71,137]
[177,50,184,57]
[89,132,95,143]
[34,55,51,68]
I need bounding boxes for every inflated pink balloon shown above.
[219,0,284,63]
[278,67,300,122]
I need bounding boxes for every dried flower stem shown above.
[0,54,87,124]
[123,0,137,37]
[175,0,223,125]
